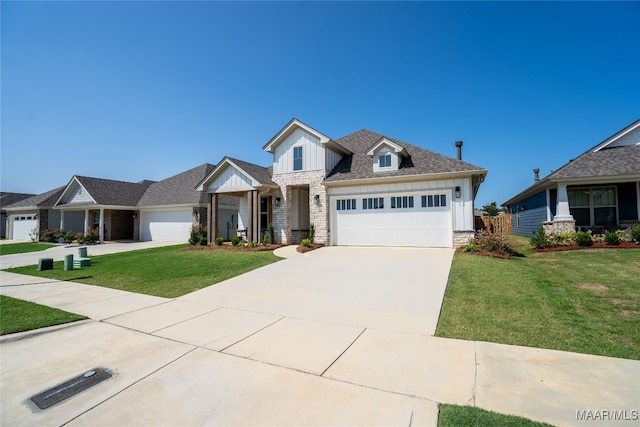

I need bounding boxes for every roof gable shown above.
[365,137,408,157]
[592,118,640,151]
[196,157,274,192]
[263,118,351,155]
[56,176,153,207]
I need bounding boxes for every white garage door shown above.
[140,210,192,242]
[12,217,37,240]
[333,192,452,247]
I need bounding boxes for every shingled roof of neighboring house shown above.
[547,144,640,180]
[0,192,37,209]
[324,129,486,182]
[138,163,236,207]
[3,187,66,210]
[225,157,275,185]
[59,176,156,207]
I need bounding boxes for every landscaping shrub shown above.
[550,231,575,246]
[530,226,551,249]
[189,225,207,246]
[575,231,593,247]
[249,241,258,248]
[268,223,274,244]
[64,231,77,244]
[198,236,208,246]
[85,229,99,243]
[215,236,224,246]
[309,223,315,243]
[76,233,87,244]
[632,226,640,243]
[463,243,478,253]
[231,235,240,246]
[604,230,620,245]
[301,238,311,247]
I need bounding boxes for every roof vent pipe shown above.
[533,168,540,182]
[455,140,463,160]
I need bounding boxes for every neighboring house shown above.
[504,119,640,237]
[1,192,35,238]
[198,118,487,248]
[3,187,68,241]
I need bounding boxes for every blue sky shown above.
[2,1,639,208]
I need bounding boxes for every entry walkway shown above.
[1,246,638,426]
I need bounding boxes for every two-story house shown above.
[197,119,487,248]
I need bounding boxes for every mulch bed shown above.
[183,243,286,252]
[297,243,324,253]
[534,241,640,252]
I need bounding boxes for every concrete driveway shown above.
[2,246,638,426]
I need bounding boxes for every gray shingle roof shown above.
[547,145,640,180]
[69,176,155,207]
[225,157,275,185]
[0,192,37,209]
[325,129,486,182]
[138,163,238,207]
[3,187,65,209]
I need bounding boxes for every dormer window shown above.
[293,146,303,171]
[379,153,392,168]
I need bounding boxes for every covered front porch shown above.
[56,207,138,244]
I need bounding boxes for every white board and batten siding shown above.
[61,183,94,205]
[206,164,256,193]
[329,178,474,248]
[272,128,322,174]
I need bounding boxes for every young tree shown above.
[482,202,505,217]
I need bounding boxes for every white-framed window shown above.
[421,194,447,208]
[336,199,357,211]
[568,187,617,227]
[293,146,303,171]
[362,197,384,210]
[391,196,414,209]
[379,153,391,168]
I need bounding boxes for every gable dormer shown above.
[263,118,351,175]
[366,137,408,173]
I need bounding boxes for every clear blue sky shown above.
[2,1,639,208]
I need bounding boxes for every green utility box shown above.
[64,254,74,271]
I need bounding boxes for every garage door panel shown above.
[334,193,452,248]
[140,210,192,242]
[12,219,37,240]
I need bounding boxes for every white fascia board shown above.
[54,204,136,211]
[138,204,196,212]
[592,119,640,152]
[54,177,97,206]
[365,138,407,157]
[324,170,487,187]
[549,174,640,185]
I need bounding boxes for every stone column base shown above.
[453,230,475,247]
[542,220,576,235]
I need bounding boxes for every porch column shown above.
[252,190,259,243]
[545,189,552,222]
[211,193,219,243]
[637,182,640,220]
[99,208,105,244]
[60,211,65,230]
[554,183,574,220]
[207,193,212,244]
[84,209,90,234]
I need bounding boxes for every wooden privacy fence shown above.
[480,214,512,235]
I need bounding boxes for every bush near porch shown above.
[437,235,640,360]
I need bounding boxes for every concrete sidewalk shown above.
[1,249,639,426]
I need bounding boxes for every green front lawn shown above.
[4,245,282,298]
[437,235,640,360]
[438,404,553,427]
[0,295,87,335]
[0,242,57,255]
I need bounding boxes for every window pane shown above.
[379,198,384,209]
[352,199,356,210]
[337,200,341,210]
[391,197,396,209]
[408,197,414,208]
[440,195,447,207]
[341,200,345,210]
[434,195,440,207]
[373,198,379,209]
[421,195,427,208]
[293,147,302,171]
[593,188,615,206]
[428,195,433,207]
[569,207,590,226]
[568,189,589,207]
[594,207,616,226]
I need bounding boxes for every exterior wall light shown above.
[275,197,281,207]
[455,186,461,198]
[313,194,320,204]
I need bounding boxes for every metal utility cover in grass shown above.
[30,368,112,409]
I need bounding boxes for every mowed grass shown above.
[5,245,282,298]
[438,404,553,427]
[436,235,640,360]
[0,295,87,335]
[0,242,57,255]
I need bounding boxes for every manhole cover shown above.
[30,368,112,410]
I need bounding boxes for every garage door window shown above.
[362,197,384,210]
[391,196,413,209]
[422,194,447,208]
[336,199,357,210]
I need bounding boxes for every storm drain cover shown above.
[30,368,112,409]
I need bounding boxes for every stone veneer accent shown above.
[542,220,576,235]
[271,170,329,245]
[453,230,475,247]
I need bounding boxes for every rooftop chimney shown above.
[455,140,463,160]
[533,168,540,182]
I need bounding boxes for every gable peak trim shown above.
[366,137,408,157]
